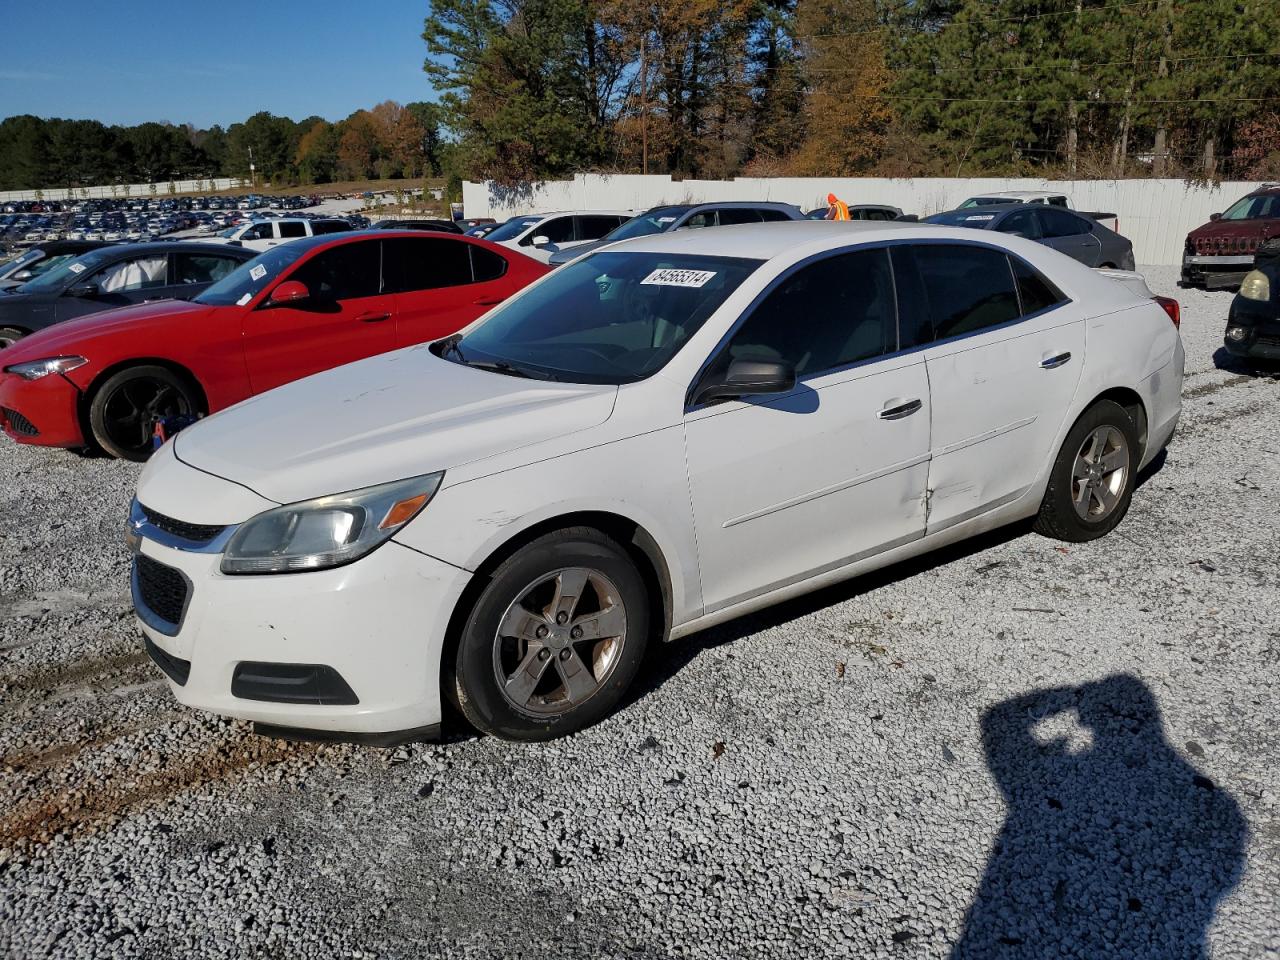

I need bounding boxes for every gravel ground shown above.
[1,265,1277,959]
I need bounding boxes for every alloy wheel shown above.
[1071,425,1130,521]
[101,378,191,455]
[492,567,628,717]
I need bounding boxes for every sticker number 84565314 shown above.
[640,268,717,288]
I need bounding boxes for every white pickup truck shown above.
[959,191,1120,234]
[203,217,352,252]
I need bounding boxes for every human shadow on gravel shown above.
[951,674,1246,960]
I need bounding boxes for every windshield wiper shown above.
[465,359,559,381]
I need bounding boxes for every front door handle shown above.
[1040,352,1072,369]
[878,398,923,420]
[473,296,503,306]
[356,311,391,323]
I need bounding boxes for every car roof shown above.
[614,220,919,259]
[685,201,800,211]
[976,190,1065,199]
[92,240,256,257]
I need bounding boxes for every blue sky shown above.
[0,0,436,128]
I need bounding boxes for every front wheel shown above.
[452,527,650,740]
[1034,399,1139,542]
[88,365,200,461]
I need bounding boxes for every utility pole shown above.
[1066,0,1081,178]
[639,33,649,176]
[248,146,256,190]
[1152,0,1172,177]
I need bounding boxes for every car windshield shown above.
[924,210,1001,227]
[0,248,42,278]
[16,248,119,293]
[604,207,689,241]
[193,244,308,306]
[485,216,544,242]
[1220,194,1280,221]
[447,251,762,385]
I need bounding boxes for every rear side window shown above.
[1011,257,1066,316]
[1040,209,1090,237]
[576,216,625,240]
[288,241,380,301]
[470,246,508,282]
[278,221,307,239]
[381,237,473,293]
[716,208,763,226]
[724,248,896,379]
[912,244,1020,339]
[175,253,243,285]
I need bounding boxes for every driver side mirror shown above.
[66,282,99,298]
[268,280,310,306]
[694,359,796,406]
[530,234,551,247]
[1209,212,1222,221]
[11,269,33,282]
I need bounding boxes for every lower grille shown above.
[2,406,37,437]
[133,554,190,634]
[140,504,225,543]
[144,636,191,686]
[1256,334,1280,348]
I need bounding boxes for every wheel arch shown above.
[77,357,208,444]
[1084,386,1148,458]
[439,510,675,711]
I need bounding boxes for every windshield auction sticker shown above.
[641,268,717,288]
[965,214,996,222]
[68,263,86,274]
[249,264,267,281]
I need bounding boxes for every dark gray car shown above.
[924,204,1135,270]
[546,201,804,267]
[0,241,255,347]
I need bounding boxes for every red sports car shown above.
[0,231,548,460]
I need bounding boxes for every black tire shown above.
[0,327,26,349]
[1034,399,1140,542]
[88,365,200,462]
[451,526,650,741]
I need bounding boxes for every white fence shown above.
[0,177,249,202]
[463,174,1272,266]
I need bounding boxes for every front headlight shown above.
[220,472,443,574]
[3,356,88,380]
[1239,269,1271,302]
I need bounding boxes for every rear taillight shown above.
[1153,295,1180,329]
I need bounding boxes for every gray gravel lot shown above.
[1,265,1277,959]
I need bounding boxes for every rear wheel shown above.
[88,365,199,461]
[0,327,26,349]
[1034,400,1139,542]
[451,527,650,740]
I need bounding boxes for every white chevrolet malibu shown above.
[129,222,1184,743]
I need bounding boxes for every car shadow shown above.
[1212,346,1280,378]
[951,674,1246,958]
[628,518,1035,705]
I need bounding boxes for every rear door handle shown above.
[1040,352,1072,369]
[878,398,923,420]
[473,297,503,306]
[356,311,391,323]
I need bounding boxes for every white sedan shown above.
[130,222,1184,744]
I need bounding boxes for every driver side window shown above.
[1000,209,1042,240]
[723,248,896,379]
[90,255,168,293]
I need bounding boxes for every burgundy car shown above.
[1182,185,1280,290]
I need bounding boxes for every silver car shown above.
[925,204,1135,271]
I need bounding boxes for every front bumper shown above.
[133,529,472,739]
[0,370,86,447]
[1181,254,1253,290]
[1224,299,1280,360]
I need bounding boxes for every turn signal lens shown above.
[380,494,429,530]
[1239,269,1271,302]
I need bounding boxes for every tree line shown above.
[0,102,446,192]
[423,0,1280,184]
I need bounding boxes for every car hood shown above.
[0,299,216,362]
[548,239,610,265]
[1187,219,1279,242]
[173,344,619,505]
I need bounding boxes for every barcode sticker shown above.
[249,264,267,281]
[641,268,717,288]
